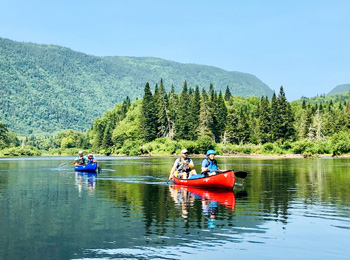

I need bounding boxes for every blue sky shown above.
[0,0,349,101]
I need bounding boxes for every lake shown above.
[0,156,349,259]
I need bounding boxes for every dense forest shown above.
[2,82,350,157]
[0,37,273,136]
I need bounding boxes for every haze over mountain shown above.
[328,84,350,95]
[0,37,273,136]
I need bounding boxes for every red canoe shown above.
[171,170,235,189]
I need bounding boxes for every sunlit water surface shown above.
[0,156,349,259]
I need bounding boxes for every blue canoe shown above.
[75,162,97,172]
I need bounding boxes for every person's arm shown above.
[188,159,194,169]
[169,159,179,179]
[169,166,176,179]
[201,159,209,173]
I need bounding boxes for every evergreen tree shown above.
[270,86,295,142]
[225,108,239,144]
[216,92,228,141]
[167,85,178,139]
[197,88,213,138]
[188,85,201,140]
[140,82,157,142]
[258,96,271,143]
[175,81,191,139]
[156,79,171,138]
[224,86,232,101]
[270,92,279,142]
[236,107,250,144]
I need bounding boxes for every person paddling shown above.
[169,149,197,180]
[74,151,87,166]
[201,149,220,176]
[87,153,96,164]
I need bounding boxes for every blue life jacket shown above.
[87,158,95,164]
[201,158,218,173]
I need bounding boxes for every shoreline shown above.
[2,152,350,159]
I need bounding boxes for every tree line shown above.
[2,80,350,156]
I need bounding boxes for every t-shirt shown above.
[173,157,193,172]
[75,156,87,165]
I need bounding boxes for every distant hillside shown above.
[0,37,273,136]
[328,84,350,95]
[294,92,350,105]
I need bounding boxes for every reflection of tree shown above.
[240,158,350,224]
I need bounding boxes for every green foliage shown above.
[140,82,157,142]
[0,121,20,149]
[195,135,215,154]
[330,131,350,155]
[140,138,181,155]
[261,142,284,155]
[0,146,41,156]
[0,37,273,136]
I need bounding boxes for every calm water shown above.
[0,156,349,260]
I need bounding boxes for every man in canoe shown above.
[74,151,87,166]
[169,149,197,180]
[201,149,220,176]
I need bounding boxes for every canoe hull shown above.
[75,162,97,172]
[172,170,235,189]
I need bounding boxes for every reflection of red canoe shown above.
[172,170,235,189]
[173,185,235,210]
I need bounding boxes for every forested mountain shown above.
[328,84,350,95]
[0,37,273,136]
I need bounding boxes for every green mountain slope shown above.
[0,37,273,136]
[328,84,350,95]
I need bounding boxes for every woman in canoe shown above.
[201,149,222,177]
[87,153,96,164]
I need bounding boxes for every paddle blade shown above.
[59,163,68,168]
[234,171,248,179]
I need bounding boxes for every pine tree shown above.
[225,108,239,144]
[188,85,201,140]
[168,85,178,139]
[224,86,232,101]
[197,88,213,138]
[270,86,295,142]
[258,96,271,143]
[155,79,170,138]
[141,82,157,142]
[175,81,191,139]
[216,91,228,141]
[270,92,278,142]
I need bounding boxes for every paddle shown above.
[59,162,71,168]
[217,169,248,179]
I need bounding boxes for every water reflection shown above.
[75,171,97,196]
[169,185,236,228]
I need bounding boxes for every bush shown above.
[119,140,142,155]
[195,135,215,154]
[140,138,180,155]
[290,139,332,155]
[330,131,350,155]
[0,146,41,156]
